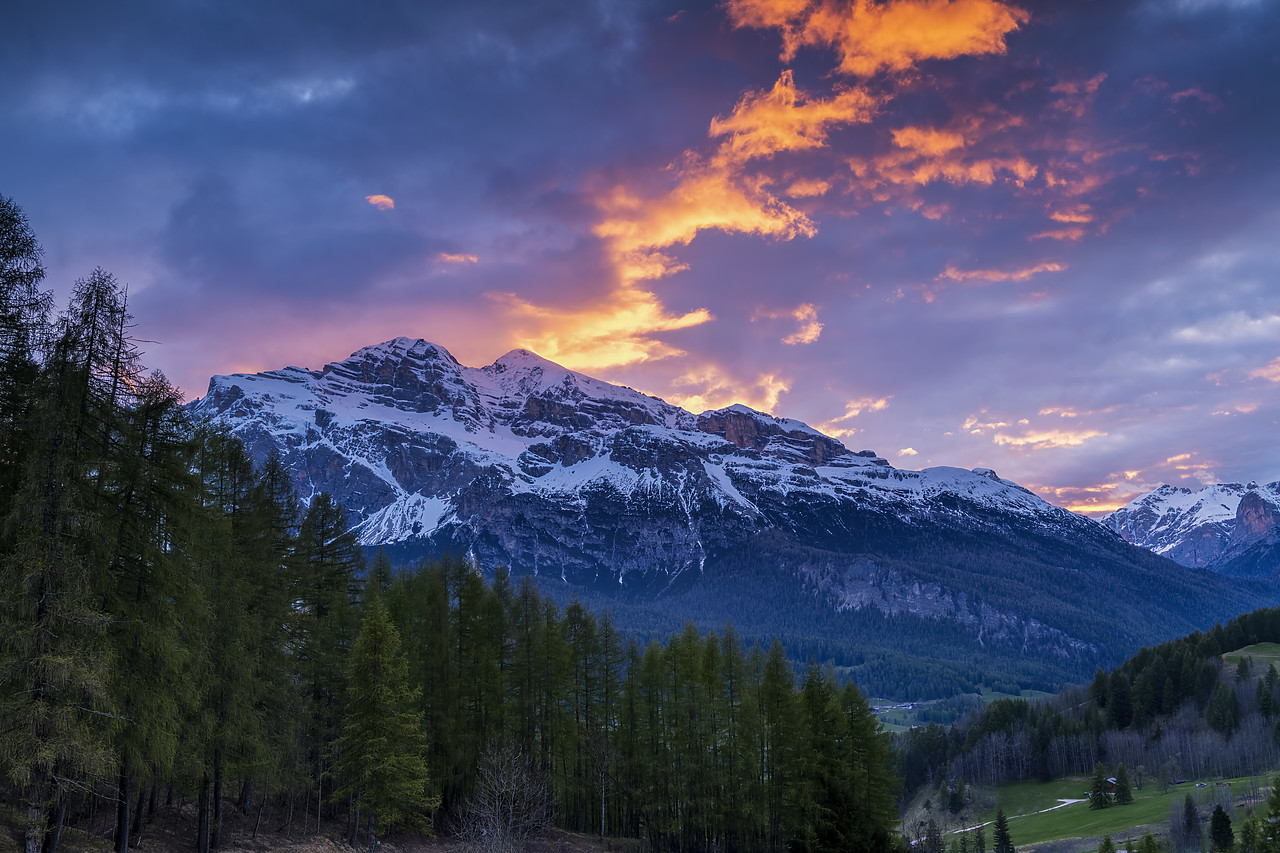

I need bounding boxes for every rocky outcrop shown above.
[1105,481,1280,576]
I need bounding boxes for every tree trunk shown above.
[366,800,376,853]
[236,780,252,815]
[347,793,359,847]
[197,774,211,853]
[211,751,223,849]
[23,772,48,853]
[114,763,132,853]
[130,785,146,838]
[42,788,65,853]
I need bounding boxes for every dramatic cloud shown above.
[5,0,1278,515]
[726,0,1029,77]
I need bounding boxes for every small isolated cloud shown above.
[1248,357,1280,382]
[365,194,395,210]
[437,252,479,265]
[992,427,1106,448]
[781,303,823,345]
[787,177,832,197]
[898,447,918,456]
[1031,227,1087,241]
[938,261,1066,283]
[819,395,892,436]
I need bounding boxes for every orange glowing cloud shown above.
[727,0,1029,77]
[490,286,713,371]
[864,119,1038,191]
[938,261,1065,283]
[709,71,880,160]
[437,252,478,265]
[1030,227,1086,241]
[593,158,816,279]
[781,303,824,344]
[786,177,833,197]
[752,302,825,344]
[992,427,1106,449]
[365,194,395,210]
[664,365,793,414]
[1050,205,1093,223]
[1038,481,1134,516]
[891,126,967,157]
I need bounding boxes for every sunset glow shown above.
[4,0,1277,515]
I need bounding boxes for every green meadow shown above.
[965,775,1270,850]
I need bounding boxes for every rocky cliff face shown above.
[187,338,1274,685]
[1104,481,1280,576]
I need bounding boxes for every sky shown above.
[3,0,1278,515]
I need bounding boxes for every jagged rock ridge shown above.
[1105,481,1280,577]
[187,338,1275,689]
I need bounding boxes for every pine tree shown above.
[336,591,438,851]
[1115,763,1134,805]
[1210,804,1234,852]
[1089,762,1112,810]
[1183,795,1201,852]
[992,806,1014,853]
[1097,836,1115,853]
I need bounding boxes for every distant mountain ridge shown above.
[1105,481,1280,577]
[187,337,1277,695]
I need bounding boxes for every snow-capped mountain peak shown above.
[1105,481,1280,574]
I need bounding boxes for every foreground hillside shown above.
[190,337,1280,695]
[897,606,1280,851]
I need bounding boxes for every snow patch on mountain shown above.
[1105,481,1280,572]
[189,338,1095,566]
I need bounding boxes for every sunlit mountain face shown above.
[189,338,1279,698]
[5,0,1279,522]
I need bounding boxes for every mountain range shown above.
[1105,481,1280,577]
[187,337,1279,697]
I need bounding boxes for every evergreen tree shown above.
[1137,832,1159,853]
[1207,683,1240,737]
[1097,836,1115,853]
[1115,763,1134,805]
[1183,795,1201,852]
[1089,762,1112,810]
[1109,672,1133,729]
[1210,804,1234,852]
[992,807,1015,853]
[1238,816,1261,853]
[336,591,438,851]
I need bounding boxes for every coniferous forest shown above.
[0,196,904,851]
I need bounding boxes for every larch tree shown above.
[336,590,438,853]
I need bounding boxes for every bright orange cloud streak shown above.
[938,261,1065,282]
[365,194,395,210]
[709,71,880,160]
[491,287,713,371]
[727,0,1029,77]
